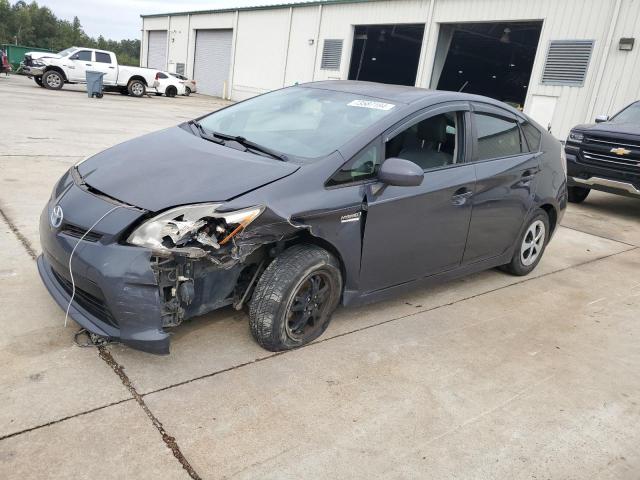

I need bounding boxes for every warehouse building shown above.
[140,0,640,139]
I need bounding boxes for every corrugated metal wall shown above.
[142,0,640,138]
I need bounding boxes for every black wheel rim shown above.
[285,271,333,342]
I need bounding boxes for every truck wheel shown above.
[43,70,63,90]
[568,186,590,203]
[502,209,549,276]
[165,86,177,98]
[249,244,342,352]
[34,76,44,87]
[127,79,146,97]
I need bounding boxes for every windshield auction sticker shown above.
[348,100,396,111]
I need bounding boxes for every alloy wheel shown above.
[520,220,546,266]
[132,83,144,96]
[46,73,61,88]
[285,271,334,343]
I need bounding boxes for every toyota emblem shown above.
[50,205,64,228]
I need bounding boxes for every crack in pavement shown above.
[0,398,133,442]
[0,206,37,260]
[559,223,638,247]
[98,348,202,480]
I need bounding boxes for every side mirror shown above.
[378,157,424,187]
[595,114,609,123]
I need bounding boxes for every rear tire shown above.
[185,87,191,96]
[34,76,44,87]
[568,186,590,203]
[249,244,342,352]
[127,79,146,97]
[165,86,177,98]
[42,70,63,90]
[503,209,550,276]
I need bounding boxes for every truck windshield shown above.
[611,102,640,124]
[198,86,397,159]
[57,47,77,57]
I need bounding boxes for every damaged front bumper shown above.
[37,182,247,354]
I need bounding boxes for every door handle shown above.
[451,188,473,206]
[85,63,92,66]
[108,66,115,69]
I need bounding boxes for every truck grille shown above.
[51,268,118,329]
[580,136,640,173]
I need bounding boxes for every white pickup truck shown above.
[23,47,159,97]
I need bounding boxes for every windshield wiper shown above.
[189,120,224,144]
[210,131,288,161]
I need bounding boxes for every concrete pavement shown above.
[1,74,639,479]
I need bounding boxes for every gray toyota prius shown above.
[38,81,567,354]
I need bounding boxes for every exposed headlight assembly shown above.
[568,131,584,143]
[127,203,264,258]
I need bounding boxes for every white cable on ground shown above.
[65,205,124,327]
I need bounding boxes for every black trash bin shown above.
[86,71,105,98]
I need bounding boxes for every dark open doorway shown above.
[348,24,425,86]
[432,21,543,109]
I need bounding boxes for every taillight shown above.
[155,72,160,80]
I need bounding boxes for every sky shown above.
[38,0,310,40]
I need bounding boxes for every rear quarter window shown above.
[521,121,542,152]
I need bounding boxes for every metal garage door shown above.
[147,30,167,70]
[193,29,233,97]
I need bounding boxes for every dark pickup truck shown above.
[565,101,640,202]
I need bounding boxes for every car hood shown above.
[78,126,299,211]
[574,122,640,136]
[26,52,61,60]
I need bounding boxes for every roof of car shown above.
[302,80,447,104]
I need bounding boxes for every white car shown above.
[170,73,197,94]
[153,72,187,97]
[23,47,159,97]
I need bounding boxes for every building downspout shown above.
[227,10,240,100]
[586,0,623,121]
[166,15,171,71]
[185,14,191,77]
[311,4,323,81]
[282,7,294,87]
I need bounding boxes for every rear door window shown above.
[473,113,523,160]
[95,52,112,64]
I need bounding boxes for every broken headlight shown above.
[127,203,264,257]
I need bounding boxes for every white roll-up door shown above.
[193,29,233,97]
[147,30,167,70]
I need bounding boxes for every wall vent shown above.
[320,39,343,70]
[176,62,185,75]
[541,40,594,86]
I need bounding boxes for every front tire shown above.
[42,70,63,90]
[249,244,342,352]
[568,186,590,203]
[503,209,550,276]
[127,79,146,97]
